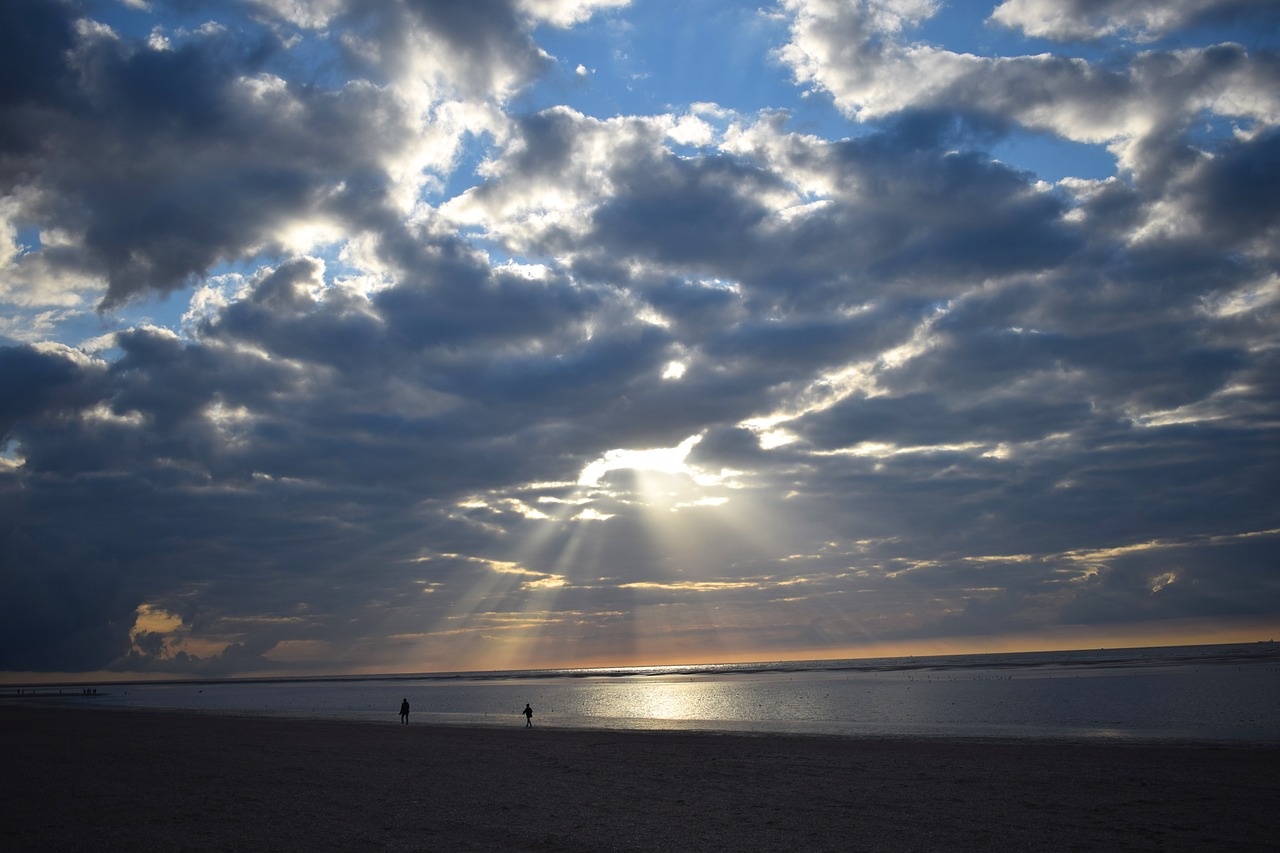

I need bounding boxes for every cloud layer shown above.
[2,0,1278,677]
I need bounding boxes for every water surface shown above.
[25,642,1280,742]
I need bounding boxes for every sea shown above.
[15,642,1280,743]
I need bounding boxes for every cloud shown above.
[2,6,387,308]
[1,0,1277,676]
[778,0,1280,181]
[990,0,1279,43]
[0,0,590,312]
[516,0,631,28]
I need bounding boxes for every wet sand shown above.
[3,704,1278,851]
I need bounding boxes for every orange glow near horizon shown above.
[3,616,1275,687]
[408,613,1280,675]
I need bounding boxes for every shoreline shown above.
[5,705,1280,851]
[6,695,1278,749]
[6,693,1279,748]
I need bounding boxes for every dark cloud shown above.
[0,345,110,435]
[1183,125,1280,247]
[0,0,551,310]
[0,0,80,113]
[1,6,287,305]
[572,115,1082,311]
[590,154,781,267]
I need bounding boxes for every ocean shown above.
[21,642,1280,742]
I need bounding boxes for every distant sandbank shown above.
[3,705,1277,851]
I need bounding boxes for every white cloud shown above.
[248,0,350,30]
[517,0,631,28]
[666,113,716,147]
[440,108,671,250]
[778,0,1280,182]
[990,0,1254,42]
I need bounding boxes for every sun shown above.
[577,434,706,488]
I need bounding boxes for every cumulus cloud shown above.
[0,0,589,312]
[1,0,1277,676]
[778,0,1280,182]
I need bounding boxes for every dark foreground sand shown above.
[3,705,1278,852]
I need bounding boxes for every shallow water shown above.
[37,642,1280,742]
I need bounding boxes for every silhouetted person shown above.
[523,703,533,727]
[399,698,410,725]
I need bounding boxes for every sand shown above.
[3,704,1278,852]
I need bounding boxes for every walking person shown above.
[523,703,533,727]
[399,698,410,725]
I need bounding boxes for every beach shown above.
[3,705,1278,851]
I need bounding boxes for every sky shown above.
[2,0,1279,682]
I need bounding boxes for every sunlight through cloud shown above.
[577,434,706,487]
